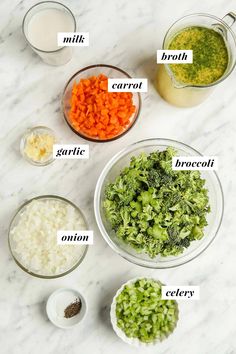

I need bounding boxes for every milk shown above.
[24,4,76,65]
[27,8,74,51]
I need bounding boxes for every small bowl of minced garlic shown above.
[20,126,57,166]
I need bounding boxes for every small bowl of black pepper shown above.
[46,288,87,328]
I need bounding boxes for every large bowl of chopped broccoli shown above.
[94,139,224,268]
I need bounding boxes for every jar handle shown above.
[222,12,236,28]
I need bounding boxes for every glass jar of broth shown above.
[156,13,236,107]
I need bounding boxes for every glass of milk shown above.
[22,1,76,66]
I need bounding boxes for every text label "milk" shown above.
[58,32,89,46]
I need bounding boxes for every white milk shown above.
[25,7,75,65]
[27,8,74,51]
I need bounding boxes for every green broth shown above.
[168,26,229,85]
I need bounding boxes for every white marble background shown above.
[0,0,236,353]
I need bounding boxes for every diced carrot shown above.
[68,74,136,140]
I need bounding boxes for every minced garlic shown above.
[24,132,55,162]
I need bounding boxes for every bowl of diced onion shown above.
[110,277,179,346]
[8,195,88,278]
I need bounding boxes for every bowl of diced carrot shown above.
[62,64,141,142]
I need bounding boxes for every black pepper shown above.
[64,298,82,318]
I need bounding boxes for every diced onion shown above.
[10,199,87,276]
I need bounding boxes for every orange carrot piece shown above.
[68,74,136,140]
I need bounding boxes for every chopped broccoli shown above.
[104,148,210,258]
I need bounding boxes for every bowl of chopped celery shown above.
[110,277,179,346]
[94,138,224,268]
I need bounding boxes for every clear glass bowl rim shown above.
[94,138,224,269]
[8,195,88,279]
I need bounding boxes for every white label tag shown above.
[157,50,193,63]
[53,144,89,159]
[57,230,93,245]
[108,78,148,92]
[57,32,89,46]
[162,286,200,300]
[172,156,218,170]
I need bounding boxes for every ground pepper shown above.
[64,298,81,318]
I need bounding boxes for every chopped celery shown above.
[115,279,178,343]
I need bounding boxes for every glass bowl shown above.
[94,138,224,268]
[20,126,57,166]
[8,195,88,278]
[62,64,141,142]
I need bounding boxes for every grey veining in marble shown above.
[1,0,236,353]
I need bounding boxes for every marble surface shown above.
[0,0,236,353]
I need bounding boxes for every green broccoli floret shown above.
[103,148,210,258]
